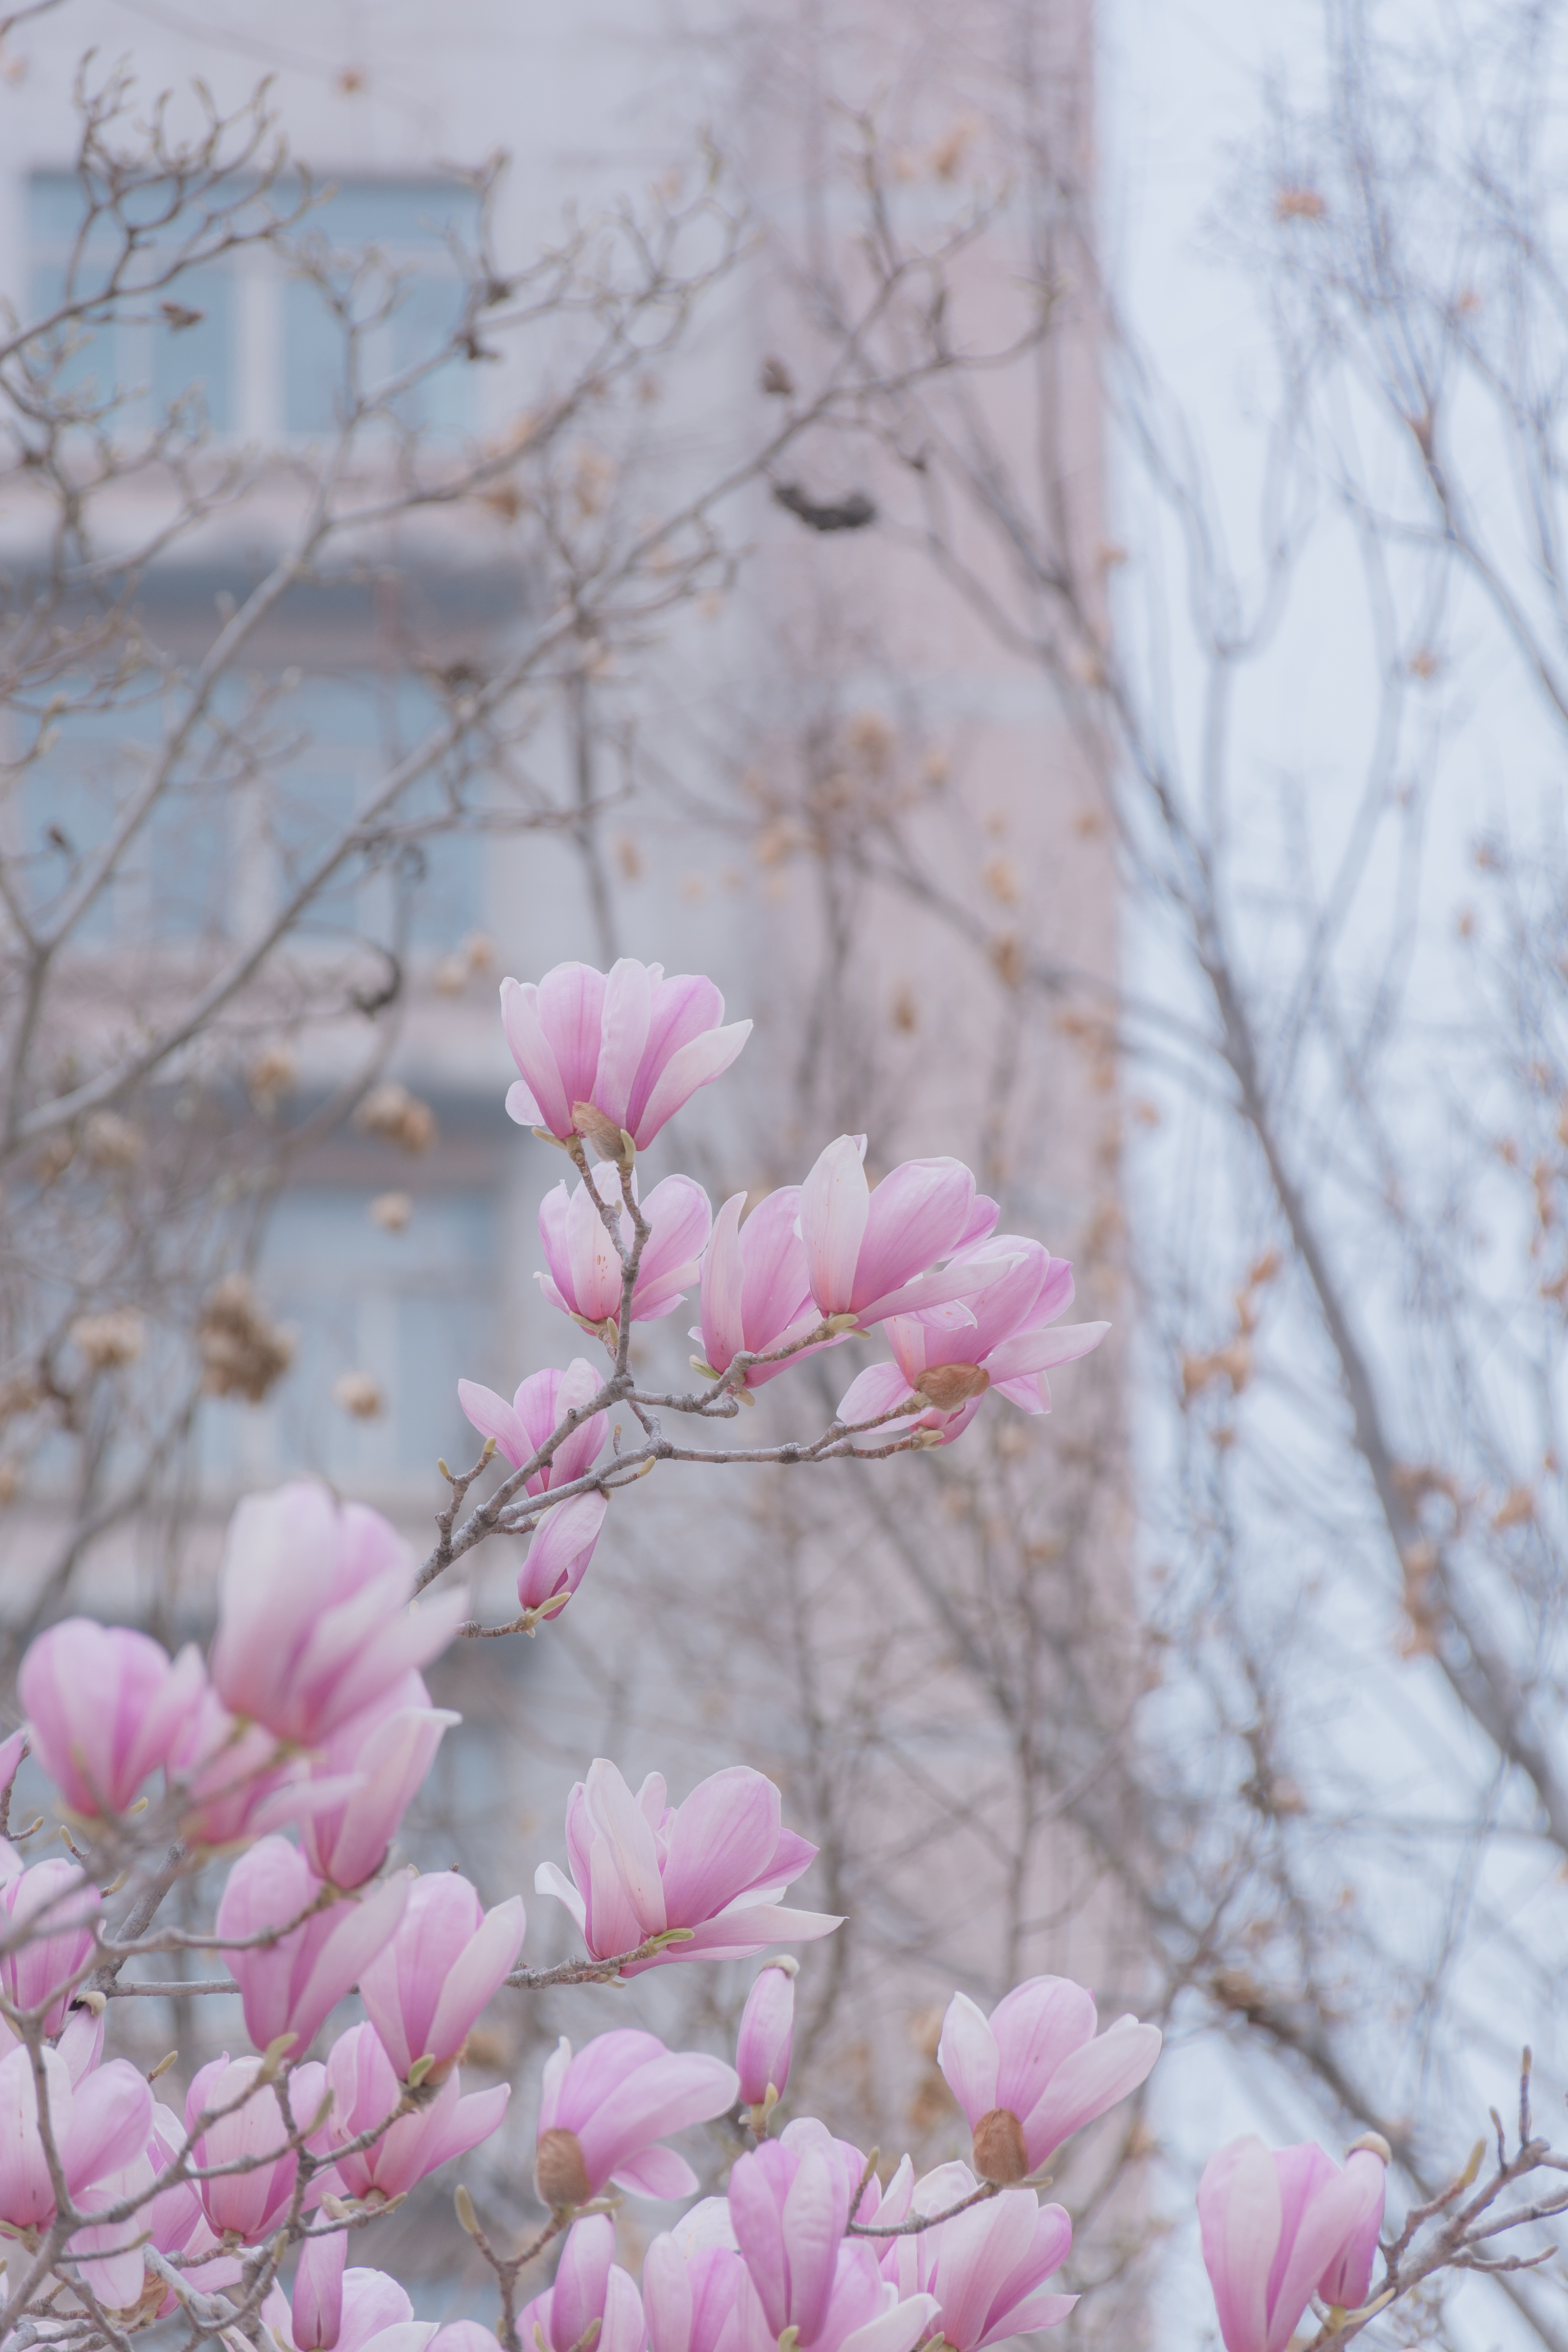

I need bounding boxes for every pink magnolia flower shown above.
[0,1857,102,2030]
[889,2168,1075,2349]
[0,2043,151,2290]
[144,2098,202,2262]
[517,2214,646,2352]
[323,2022,509,2201]
[729,2138,938,2352]
[1200,2137,1390,2352]
[185,2052,328,2241]
[798,1136,1008,1332]
[936,1976,1160,2181]
[534,2027,738,2208]
[458,1358,609,1489]
[735,1959,797,2109]
[537,1167,711,1336]
[535,1758,840,1971]
[209,1481,468,1749]
[358,1871,525,2081]
[215,1835,409,2056]
[501,960,751,1151]
[268,2267,416,2352]
[693,1189,834,1388]
[515,1492,610,1617]
[19,1620,205,1818]
[299,1675,460,1893]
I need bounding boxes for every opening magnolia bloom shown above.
[501,959,751,1150]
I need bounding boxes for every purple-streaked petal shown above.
[985,1322,1109,1381]
[538,964,607,1111]
[936,1993,999,2128]
[632,1022,753,1148]
[1198,2138,1278,2352]
[610,2145,701,2201]
[593,960,655,1128]
[700,1194,748,1374]
[500,979,572,1137]
[457,1381,528,1469]
[800,1136,870,1314]
[519,1492,608,1612]
[659,1767,781,1928]
[854,1158,976,1311]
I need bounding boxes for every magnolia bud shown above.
[737,1957,797,2109]
[971,2105,1030,2184]
[916,1363,991,1412]
[1346,2131,1391,2164]
[535,2124,593,2210]
[571,1103,634,1167]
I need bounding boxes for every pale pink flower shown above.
[889,2167,1075,2349]
[323,2021,509,2201]
[209,1481,467,1748]
[535,1758,840,1971]
[358,1871,525,2081]
[144,2098,202,2260]
[886,1240,1107,1412]
[936,1976,1160,2180]
[517,2214,646,2352]
[457,1358,609,1489]
[1198,2136,1388,2352]
[185,2052,328,2241]
[0,1858,102,2030]
[299,1674,460,1892]
[216,1835,409,2056]
[729,2137,939,2352]
[501,960,751,1150]
[735,1960,796,2108]
[534,2027,738,2206]
[0,2042,151,2295]
[694,1189,834,1388]
[19,1620,204,1818]
[537,1167,711,1336]
[799,1137,1008,1330]
[515,1492,610,1616]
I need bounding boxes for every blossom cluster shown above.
[0,953,1397,2352]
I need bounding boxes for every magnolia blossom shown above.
[534,2027,739,2207]
[216,1835,409,2055]
[501,958,751,1151]
[0,2043,156,2305]
[457,1358,609,1489]
[1199,2137,1392,2352]
[517,2214,646,2352]
[0,1857,102,2031]
[535,1758,840,1970]
[838,1239,1110,1445]
[300,1675,461,1891]
[735,1959,797,2109]
[515,1492,610,1617]
[209,1481,467,1748]
[537,1167,711,1335]
[728,2140,938,2352]
[799,1136,1005,1329]
[693,1189,831,1387]
[936,1975,1161,2181]
[358,1871,526,2081]
[889,2168,1076,2349]
[324,2022,509,2201]
[185,2052,328,2241]
[19,1619,204,1817]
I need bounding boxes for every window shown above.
[26,174,479,443]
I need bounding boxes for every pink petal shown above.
[519,1492,608,1612]
[700,1194,748,1374]
[1018,2019,1160,2167]
[623,1902,841,1971]
[936,1993,999,2129]
[500,979,572,1137]
[659,1768,782,1927]
[853,1158,976,1312]
[610,2145,700,2200]
[457,1381,528,1469]
[537,964,608,1111]
[632,1022,753,1148]
[506,1078,545,1127]
[836,1361,919,1430]
[586,1759,667,1932]
[1198,2138,1278,2352]
[800,1136,870,1314]
[593,960,655,1129]
[985,1322,1109,1382]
